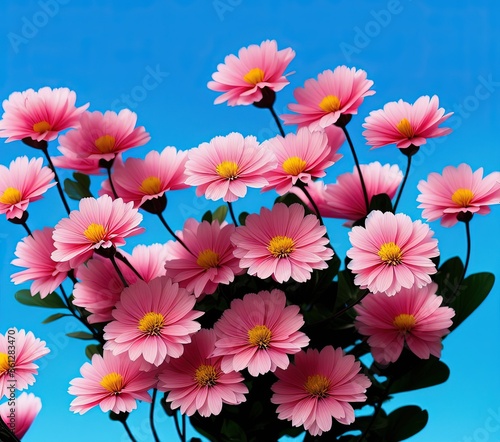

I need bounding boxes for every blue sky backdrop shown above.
[1,1,499,441]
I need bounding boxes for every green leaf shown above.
[335,269,360,311]
[238,211,248,226]
[67,331,95,340]
[85,344,102,359]
[15,290,66,309]
[388,357,449,394]
[64,172,93,201]
[213,205,228,223]
[42,313,71,324]
[385,405,428,441]
[448,272,495,332]
[433,256,464,304]
[202,210,212,223]
[221,419,247,442]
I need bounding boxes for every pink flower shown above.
[51,195,144,268]
[271,346,371,436]
[417,163,500,227]
[164,219,244,298]
[52,145,104,175]
[231,203,333,283]
[347,211,439,296]
[100,147,189,208]
[208,40,295,106]
[0,156,56,220]
[57,109,150,161]
[355,283,455,364]
[212,289,309,376]
[68,351,157,414]
[281,66,375,130]
[158,329,248,417]
[11,227,71,298]
[0,392,42,439]
[0,87,88,142]
[0,329,50,398]
[261,127,339,195]
[103,276,203,366]
[185,132,277,202]
[363,95,452,149]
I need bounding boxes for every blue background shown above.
[1,1,499,441]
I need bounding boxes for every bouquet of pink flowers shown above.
[0,39,499,442]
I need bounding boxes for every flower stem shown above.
[22,221,33,237]
[115,252,144,280]
[105,163,119,199]
[461,219,471,284]
[182,413,186,442]
[172,411,183,442]
[393,154,412,212]
[157,212,192,254]
[297,182,324,225]
[109,254,129,287]
[150,388,161,442]
[227,201,238,226]
[359,378,393,442]
[122,420,138,442]
[269,106,285,137]
[41,145,71,215]
[0,417,22,442]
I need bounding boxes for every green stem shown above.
[149,389,161,442]
[157,212,192,254]
[269,106,285,137]
[109,254,129,287]
[105,163,119,199]
[359,379,394,442]
[122,420,138,442]
[393,154,412,212]
[227,201,238,226]
[41,146,71,215]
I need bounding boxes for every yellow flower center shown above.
[194,364,219,387]
[0,353,12,376]
[451,188,474,207]
[319,95,341,112]
[378,241,403,265]
[267,235,295,258]
[393,313,416,334]
[282,156,307,176]
[196,249,220,270]
[95,135,116,153]
[100,372,124,394]
[304,374,330,398]
[139,176,162,195]
[216,161,239,180]
[243,68,265,85]
[396,118,414,138]
[0,187,22,205]
[138,312,165,336]
[33,120,51,133]
[83,223,107,244]
[248,324,272,349]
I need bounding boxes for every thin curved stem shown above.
[227,201,238,226]
[115,252,144,280]
[157,212,192,255]
[105,163,119,199]
[359,379,394,442]
[181,413,186,442]
[269,106,285,137]
[109,254,129,288]
[297,182,324,225]
[22,221,33,237]
[42,146,71,215]
[149,388,161,442]
[461,220,471,283]
[393,154,412,212]
[172,411,183,442]
[122,420,138,442]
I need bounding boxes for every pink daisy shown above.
[271,346,371,436]
[68,351,157,414]
[103,276,203,366]
[261,127,339,195]
[51,194,144,268]
[0,87,88,142]
[212,289,309,376]
[417,163,500,227]
[231,203,333,283]
[0,392,42,439]
[100,147,189,208]
[11,227,71,298]
[158,329,248,417]
[207,40,295,106]
[164,218,244,298]
[363,95,452,149]
[355,283,455,364]
[0,156,56,220]
[185,132,277,202]
[347,210,439,296]
[57,109,150,161]
[52,145,104,175]
[281,66,375,130]
[0,329,50,398]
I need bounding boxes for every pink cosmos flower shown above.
[100,147,189,208]
[158,329,248,417]
[417,163,500,227]
[0,329,50,398]
[57,109,150,161]
[212,289,309,377]
[271,346,371,436]
[363,95,452,149]
[208,40,295,106]
[231,203,333,283]
[185,132,277,202]
[355,283,455,364]
[51,195,144,268]
[103,276,203,366]
[261,127,339,195]
[68,351,157,414]
[0,156,56,220]
[11,227,71,298]
[281,66,375,130]
[347,210,439,296]
[164,219,244,298]
[52,145,103,175]
[0,87,88,142]
[73,243,168,324]
[0,392,42,439]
